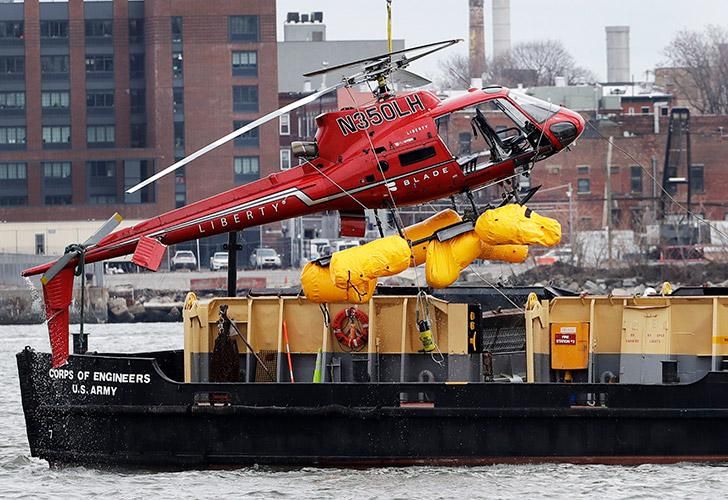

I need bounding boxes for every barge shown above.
[17,285,728,466]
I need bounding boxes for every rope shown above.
[302,159,369,211]
[466,265,524,312]
[585,120,728,245]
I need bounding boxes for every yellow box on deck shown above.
[550,322,589,370]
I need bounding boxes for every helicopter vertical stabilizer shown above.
[43,267,74,368]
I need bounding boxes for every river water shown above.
[1,323,727,499]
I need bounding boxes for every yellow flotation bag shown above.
[301,262,376,304]
[479,244,529,263]
[475,204,561,247]
[329,235,411,289]
[403,209,462,266]
[425,231,483,288]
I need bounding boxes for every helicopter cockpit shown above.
[436,91,560,176]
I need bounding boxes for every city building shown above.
[0,0,278,264]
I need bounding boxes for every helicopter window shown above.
[399,146,436,166]
[508,91,560,123]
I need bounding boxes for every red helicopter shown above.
[23,39,585,366]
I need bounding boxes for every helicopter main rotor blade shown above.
[82,212,123,247]
[303,39,461,78]
[126,83,343,194]
[41,252,76,285]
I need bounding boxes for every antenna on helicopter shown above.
[126,39,461,194]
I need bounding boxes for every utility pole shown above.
[568,182,574,247]
[605,137,613,268]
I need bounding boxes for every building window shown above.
[42,161,72,205]
[130,88,145,113]
[130,123,146,148]
[42,126,71,146]
[171,16,183,43]
[577,178,590,193]
[233,85,258,112]
[173,88,184,114]
[172,52,183,79]
[0,91,25,110]
[86,55,114,73]
[129,54,144,79]
[85,20,113,38]
[577,165,589,175]
[229,16,258,41]
[0,56,24,74]
[234,156,259,183]
[40,20,68,39]
[87,125,115,146]
[690,164,704,194]
[42,91,69,109]
[280,149,292,170]
[233,120,258,147]
[630,165,643,194]
[87,160,117,204]
[661,107,669,117]
[43,161,71,178]
[174,122,185,149]
[641,106,650,114]
[0,162,26,179]
[0,21,24,39]
[41,55,69,76]
[86,91,114,109]
[279,114,290,135]
[0,126,26,147]
[232,51,257,76]
[35,234,45,255]
[175,164,186,208]
[123,160,154,204]
[0,162,27,206]
[128,19,144,44]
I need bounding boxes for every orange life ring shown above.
[332,307,369,349]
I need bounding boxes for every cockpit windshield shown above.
[435,94,560,176]
[436,98,537,167]
[508,91,561,123]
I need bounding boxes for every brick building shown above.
[523,113,728,238]
[0,0,278,262]
[435,90,728,243]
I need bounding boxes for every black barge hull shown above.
[17,348,728,466]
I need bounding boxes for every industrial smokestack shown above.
[492,0,511,59]
[469,0,486,86]
[606,26,630,83]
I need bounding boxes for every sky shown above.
[276,0,727,83]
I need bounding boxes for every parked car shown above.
[534,247,573,266]
[171,250,197,271]
[209,252,229,271]
[249,248,282,269]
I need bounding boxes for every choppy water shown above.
[1,323,728,499]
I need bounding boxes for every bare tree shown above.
[436,53,471,90]
[663,25,728,114]
[436,40,596,90]
[503,40,596,86]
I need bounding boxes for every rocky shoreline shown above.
[0,286,193,325]
[2,262,727,325]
